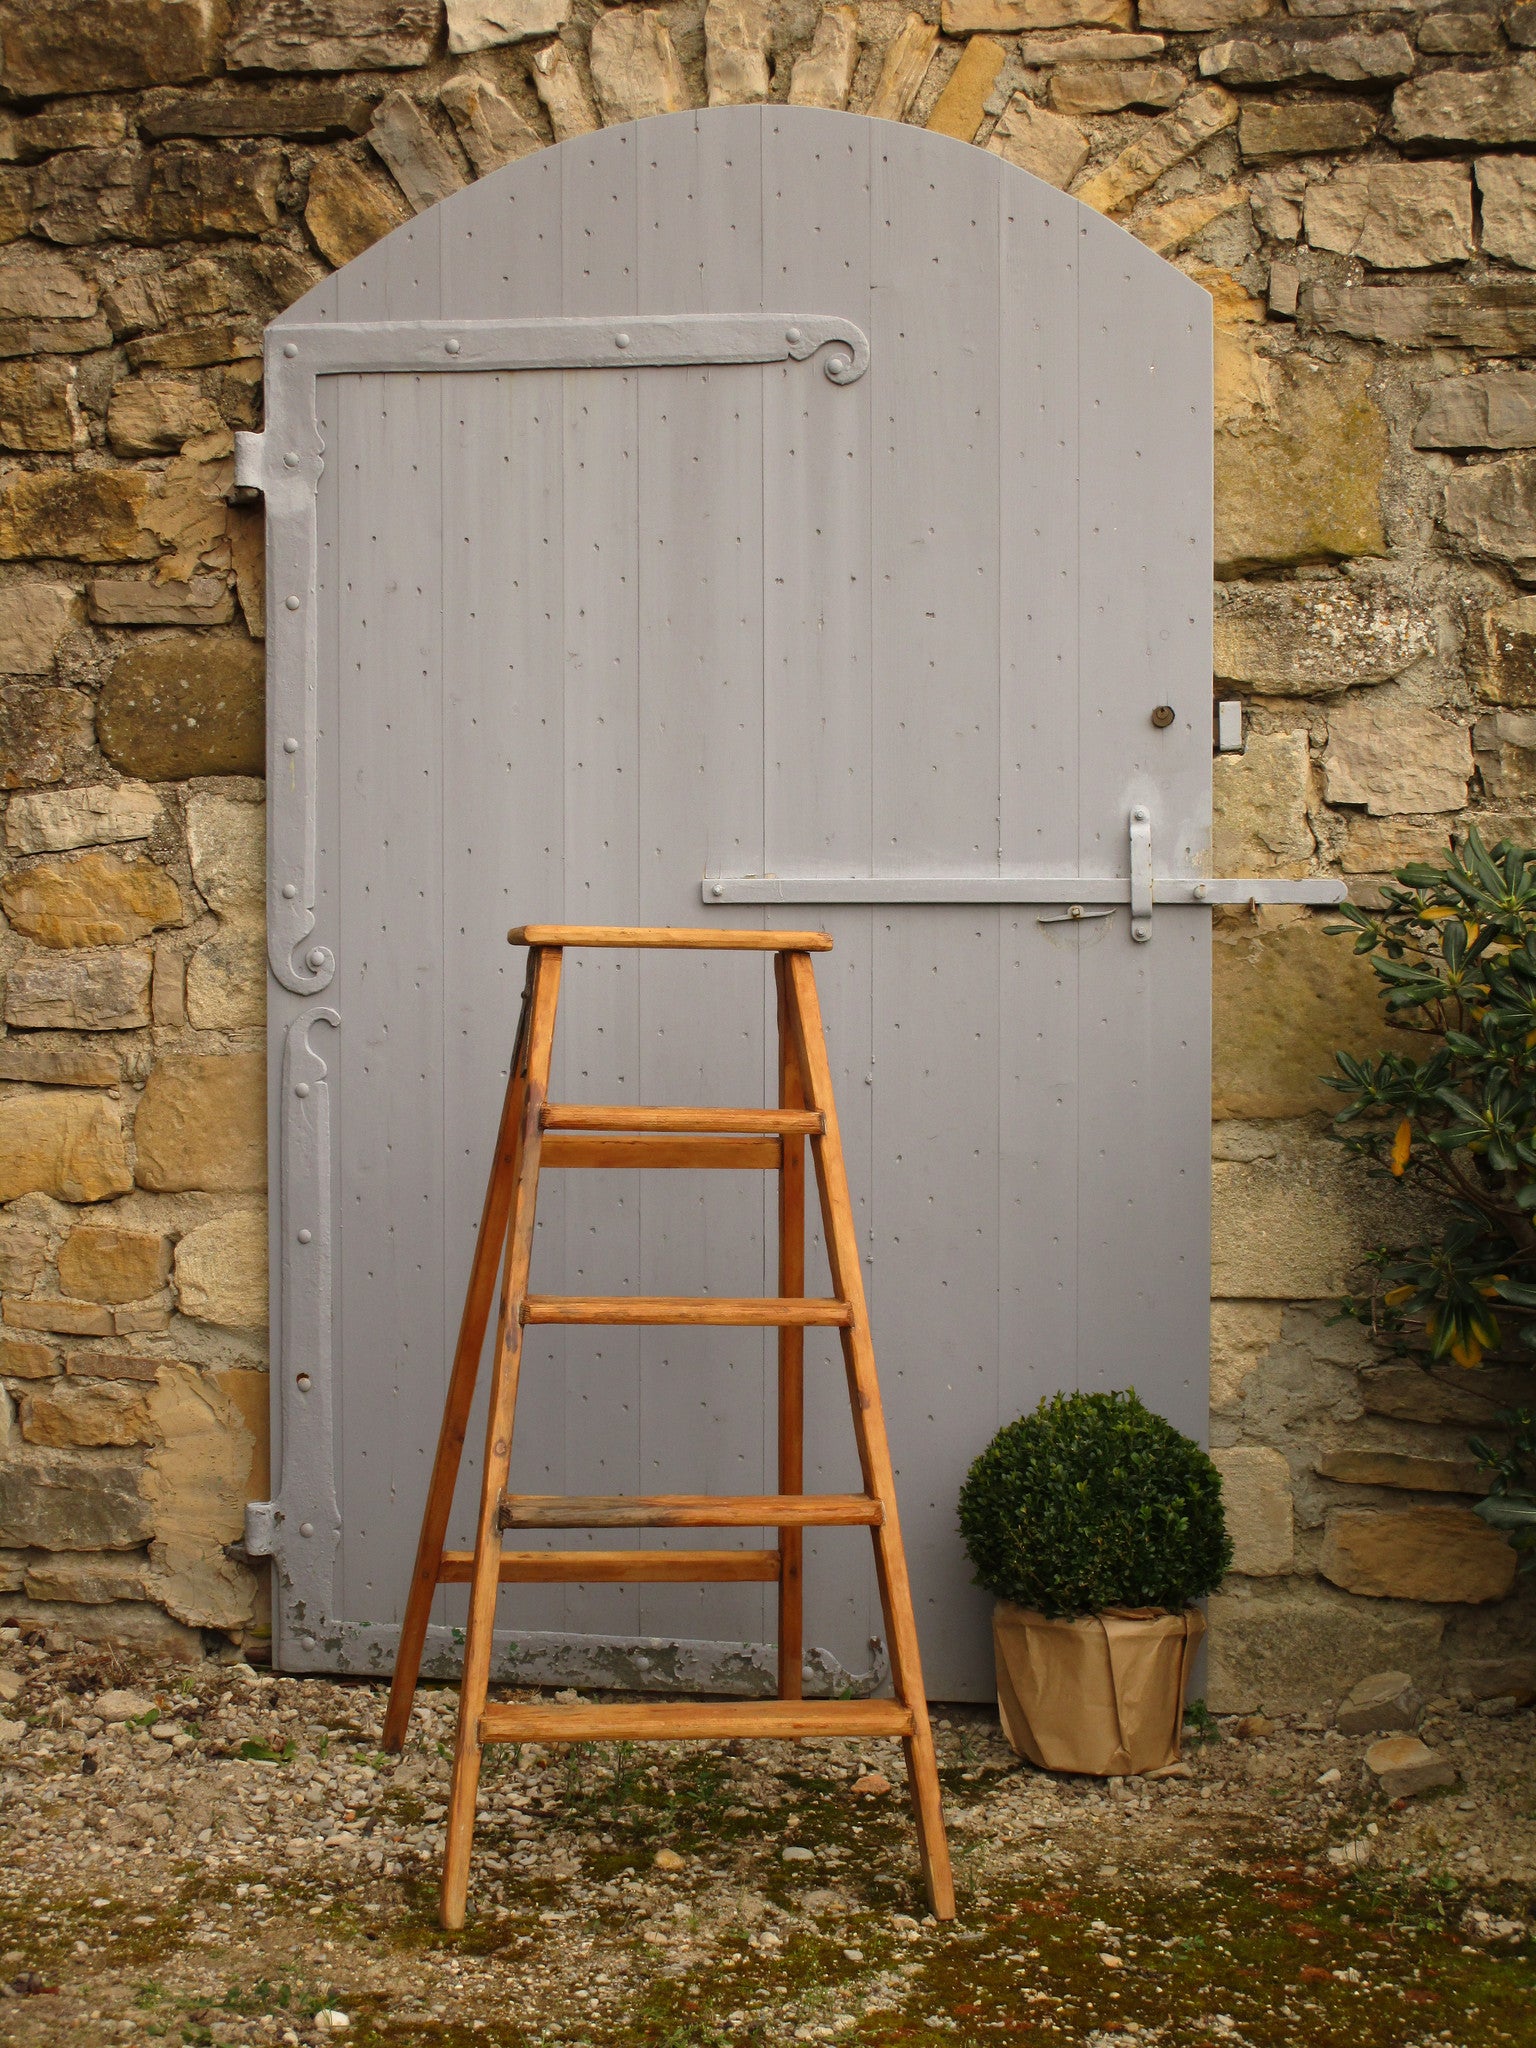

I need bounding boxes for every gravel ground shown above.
[0,1629,1531,2047]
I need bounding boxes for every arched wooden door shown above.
[244,106,1323,1697]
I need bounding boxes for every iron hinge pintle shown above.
[234,431,267,495]
[244,1500,279,1558]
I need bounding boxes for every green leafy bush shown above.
[1326,829,1536,1369]
[956,1389,1232,1618]
[1472,1407,1536,1571]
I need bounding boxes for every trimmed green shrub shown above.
[957,1389,1232,1618]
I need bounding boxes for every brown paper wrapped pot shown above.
[993,1601,1206,1776]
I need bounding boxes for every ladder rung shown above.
[543,1104,822,1134]
[541,1133,782,1170]
[439,1548,780,1583]
[500,1493,883,1529]
[523,1295,850,1327]
[480,1699,912,1743]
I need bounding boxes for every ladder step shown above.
[510,925,834,953]
[543,1104,822,1134]
[523,1295,850,1327]
[480,1699,913,1744]
[500,1493,883,1529]
[440,1548,779,1583]
[541,1133,781,1170]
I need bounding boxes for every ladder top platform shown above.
[508,924,833,952]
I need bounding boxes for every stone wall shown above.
[0,0,1533,1699]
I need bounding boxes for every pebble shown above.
[314,2013,351,2034]
[0,1671,21,1704]
[850,1771,891,1796]
[653,1848,686,1872]
[93,1691,154,1723]
[0,1721,22,1747]
[783,1845,814,1862]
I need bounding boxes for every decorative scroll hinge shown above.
[244,1500,280,1558]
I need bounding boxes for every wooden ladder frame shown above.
[382,925,955,1927]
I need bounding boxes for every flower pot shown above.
[992,1600,1205,1776]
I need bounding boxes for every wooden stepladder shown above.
[382,926,954,1927]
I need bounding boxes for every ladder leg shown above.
[774,956,806,1701]
[384,958,539,1755]
[441,947,563,1931]
[784,951,956,1922]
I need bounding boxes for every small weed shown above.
[237,1738,296,1765]
[1182,1698,1219,1744]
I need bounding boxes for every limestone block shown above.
[1213,910,1415,1121]
[1419,8,1500,51]
[589,11,689,125]
[1469,595,1536,707]
[86,575,233,628]
[0,1446,154,1551]
[1445,453,1536,581]
[1210,1301,1282,1414]
[23,1553,150,1604]
[1212,1445,1294,1576]
[789,6,861,108]
[3,1297,113,1336]
[3,947,153,1031]
[1474,708,1536,799]
[0,0,224,98]
[97,632,264,782]
[186,791,264,915]
[0,360,82,454]
[1201,31,1414,87]
[1018,30,1167,58]
[447,0,570,51]
[0,583,78,677]
[1364,1733,1457,1796]
[1214,582,1431,694]
[1131,184,1248,257]
[32,145,153,248]
[528,43,600,142]
[152,942,186,1029]
[1336,1668,1422,1735]
[706,0,772,106]
[227,505,264,639]
[1451,1653,1536,1700]
[19,1378,156,1448]
[1393,63,1536,147]
[1074,86,1238,216]
[115,1303,169,1336]
[1140,0,1271,23]
[1214,349,1387,574]
[304,152,412,268]
[134,1054,266,1195]
[1417,375,1536,453]
[106,374,221,458]
[986,95,1089,190]
[1342,816,1457,875]
[186,920,266,1030]
[173,1210,268,1329]
[1306,281,1536,352]
[5,784,161,856]
[0,1338,57,1379]
[1514,2,1536,45]
[0,469,154,564]
[1205,1578,1443,1715]
[57,1227,171,1307]
[0,686,91,788]
[0,104,129,161]
[227,0,439,72]
[926,35,1005,138]
[439,72,543,176]
[1212,731,1313,878]
[66,1352,160,1382]
[1359,1362,1533,1428]
[0,1227,45,1295]
[1316,1449,1489,1495]
[0,1097,131,1204]
[0,1594,201,1656]
[126,322,260,372]
[369,92,467,215]
[943,0,1132,27]
[0,850,182,949]
[135,144,284,244]
[1049,62,1184,113]
[0,252,95,325]
[1476,157,1536,271]
[0,1041,118,1088]
[140,85,379,142]
[1322,1505,1516,1603]
[1240,97,1378,160]
[1211,1120,1428,1300]
[866,14,938,121]
[147,1361,258,1628]
[1304,162,1472,270]
[1323,699,1471,816]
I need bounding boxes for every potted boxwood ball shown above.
[957,1388,1231,1776]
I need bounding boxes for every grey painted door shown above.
[251,107,1226,1700]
